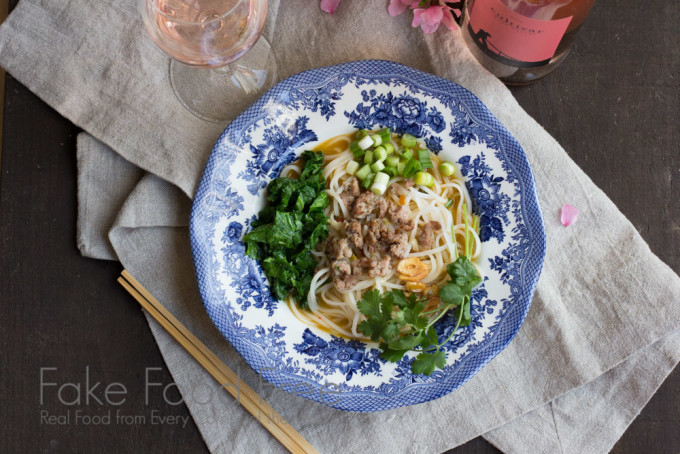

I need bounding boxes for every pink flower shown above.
[560,204,579,227]
[412,5,457,34]
[388,0,420,16]
[320,0,342,14]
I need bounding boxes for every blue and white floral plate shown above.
[190,60,545,412]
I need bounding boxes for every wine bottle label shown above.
[467,0,572,68]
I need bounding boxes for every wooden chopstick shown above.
[118,270,318,454]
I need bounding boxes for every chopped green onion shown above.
[350,141,365,159]
[385,155,400,167]
[413,172,430,186]
[400,149,413,161]
[373,146,387,161]
[371,182,387,195]
[414,171,434,187]
[401,133,417,148]
[384,165,398,177]
[403,158,422,179]
[371,161,385,173]
[355,129,368,140]
[427,173,435,187]
[364,150,374,165]
[445,199,454,209]
[397,161,406,176]
[372,171,390,194]
[418,149,433,170]
[379,128,392,143]
[355,164,371,181]
[362,173,375,189]
[374,171,390,186]
[383,143,395,155]
[439,161,456,177]
[370,134,382,147]
[346,160,360,175]
[358,135,374,150]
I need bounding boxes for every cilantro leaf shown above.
[411,351,447,376]
[358,318,386,342]
[426,326,439,347]
[446,256,482,292]
[461,297,472,326]
[380,343,410,362]
[403,302,428,330]
[439,283,466,306]
[354,258,479,376]
[388,333,425,351]
[384,289,409,309]
[382,322,401,343]
[357,289,383,319]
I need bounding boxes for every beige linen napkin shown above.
[3,1,680,452]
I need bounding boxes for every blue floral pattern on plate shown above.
[190,60,546,412]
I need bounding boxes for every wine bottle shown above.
[460,0,596,84]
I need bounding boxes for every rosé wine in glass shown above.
[140,0,276,122]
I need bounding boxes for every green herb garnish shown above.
[417,148,433,170]
[243,151,329,308]
[357,256,481,375]
[402,158,422,178]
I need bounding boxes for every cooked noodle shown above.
[283,133,480,339]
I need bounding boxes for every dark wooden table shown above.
[1,0,678,452]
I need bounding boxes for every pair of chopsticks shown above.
[118,270,318,454]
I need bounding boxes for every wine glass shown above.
[140,0,277,122]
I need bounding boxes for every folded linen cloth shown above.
[2,1,679,453]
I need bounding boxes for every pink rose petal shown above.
[320,0,341,14]
[412,5,455,34]
[388,0,409,16]
[561,204,579,226]
[422,5,444,26]
[412,8,438,34]
[440,7,458,30]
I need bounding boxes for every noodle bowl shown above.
[283,132,481,340]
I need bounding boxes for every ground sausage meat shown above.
[388,232,410,259]
[326,234,352,260]
[331,258,357,290]
[417,220,442,250]
[323,182,426,290]
[339,176,360,208]
[345,220,363,249]
[365,219,391,245]
[351,191,387,219]
[368,256,392,277]
[388,202,415,231]
[353,256,392,278]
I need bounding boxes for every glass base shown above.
[169,36,277,123]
